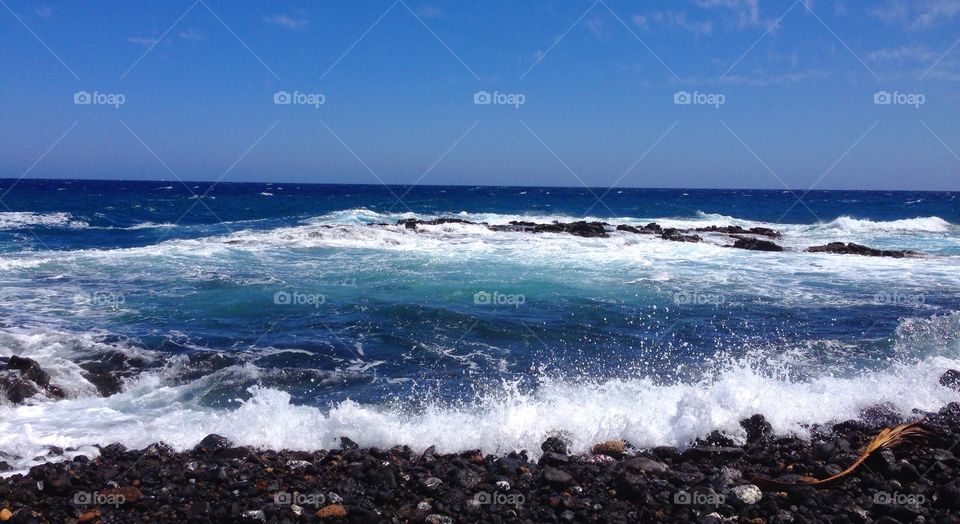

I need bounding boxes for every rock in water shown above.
[741,414,772,442]
[807,242,917,258]
[940,369,960,391]
[730,235,784,252]
[541,436,569,455]
[195,434,232,453]
[7,356,51,386]
[660,228,701,243]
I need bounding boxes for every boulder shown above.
[730,235,784,252]
[940,369,960,391]
[807,242,917,258]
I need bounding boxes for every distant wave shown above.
[812,216,954,234]
[0,212,88,230]
[0,212,201,232]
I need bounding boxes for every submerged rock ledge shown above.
[387,218,921,257]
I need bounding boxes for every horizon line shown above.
[0,177,957,194]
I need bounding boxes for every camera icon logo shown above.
[274,91,292,105]
[474,491,492,504]
[473,291,492,304]
[473,90,492,105]
[673,91,692,105]
[74,91,92,104]
[673,491,692,504]
[274,491,292,505]
[874,91,892,104]
[74,491,93,505]
[274,291,292,305]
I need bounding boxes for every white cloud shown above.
[694,0,763,28]
[871,0,960,30]
[34,5,53,19]
[720,69,827,86]
[584,15,610,40]
[867,46,936,62]
[416,6,443,19]
[178,27,206,41]
[126,37,159,46]
[633,10,713,36]
[266,14,309,30]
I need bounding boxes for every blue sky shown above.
[1,0,959,190]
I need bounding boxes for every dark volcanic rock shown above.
[0,355,66,403]
[807,242,917,258]
[859,403,904,427]
[397,218,478,230]
[660,228,701,243]
[0,377,39,403]
[541,467,573,487]
[6,355,51,386]
[622,457,669,474]
[741,414,773,442]
[695,225,781,238]
[730,235,784,252]
[78,350,152,397]
[616,223,663,235]
[195,434,232,453]
[940,369,960,391]
[681,446,745,460]
[489,220,609,237]
[537,221,608,237]
[541,436,569,455]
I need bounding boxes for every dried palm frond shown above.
[752,421,928,490]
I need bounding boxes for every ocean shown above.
[1,179,959,475]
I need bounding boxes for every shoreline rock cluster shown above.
[3,371,959,523]
[389,218,921,257]
[0,356,65,404]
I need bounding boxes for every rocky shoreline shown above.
[3,387,960,523]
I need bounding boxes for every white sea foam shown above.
[0,212,88,230]
[1,342,957,476]
[808,216,954,234]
